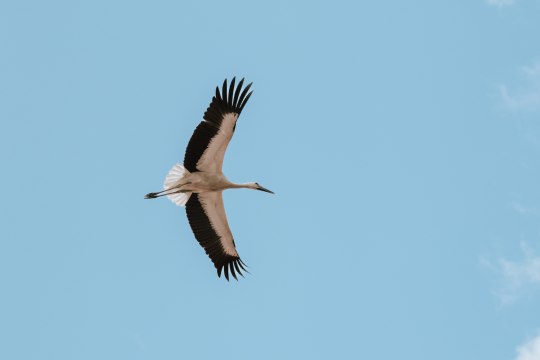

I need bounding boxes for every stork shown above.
[145,78,273,281]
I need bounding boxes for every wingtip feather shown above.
[224,264,230,281]
[228,77,236,107]
[222,79,228,104]
[233,78,245,108]
[239,91,253,112]
[233,260,244,278]
[230,262,238,281]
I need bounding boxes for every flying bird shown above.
[145,78,273,281]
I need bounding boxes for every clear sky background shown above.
[2,1,540,359]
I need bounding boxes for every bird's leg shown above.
[144,182,191,199]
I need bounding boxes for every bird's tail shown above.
[145,163,192,206]
[144,163,192,206]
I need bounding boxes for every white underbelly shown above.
[182,172,228,192]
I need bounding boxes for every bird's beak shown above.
[257,185,274,194]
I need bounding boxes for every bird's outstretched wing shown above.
[183,78,253,173]
[185,192,248,280]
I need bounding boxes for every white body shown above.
[162,163,257,206]
[182,171,235,192]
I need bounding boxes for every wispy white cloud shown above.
[523,62,540,78]
[510,201,540,216]
[482,242,540,304]
[516,333,540,360]
[511,201,531,215]
[500,85,540,110]
[499,61,540,111]
[487,0,516,6]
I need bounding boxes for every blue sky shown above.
[1,0,540,359]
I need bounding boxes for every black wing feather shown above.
[185,194,246,281]
[240,91,253,113]
[183,77,253,172]
[222,79,228,108]
[237,83,252,109]
[183,122,219,173]
[228,77,235,106]
[233,78,244,108]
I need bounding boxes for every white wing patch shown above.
[196,113,239,172]
[163,163,191,206]
[199,192,238,257]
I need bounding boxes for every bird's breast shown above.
[183,172,229,192]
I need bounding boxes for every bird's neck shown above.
[229,182,256,190]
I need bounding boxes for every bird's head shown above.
[250,182,274,194]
